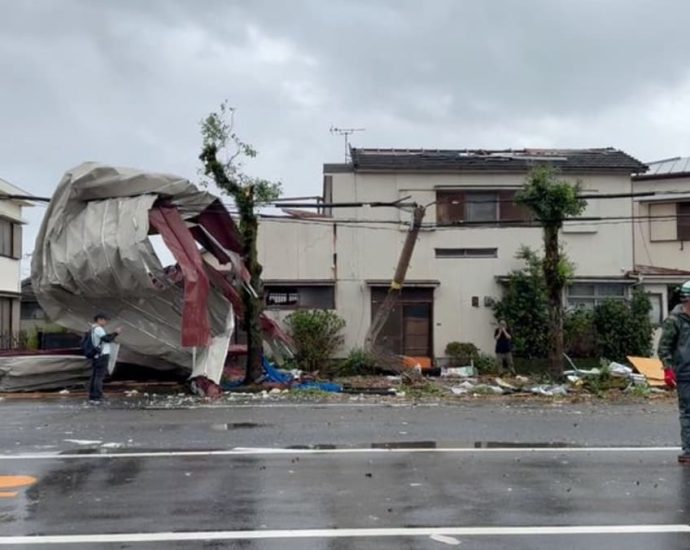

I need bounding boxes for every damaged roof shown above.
[633,265,690,277]
[633,157,690,181]
[325,148,647,174]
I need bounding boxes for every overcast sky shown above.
[3,0,690,262]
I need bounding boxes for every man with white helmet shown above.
[658,280,690,464]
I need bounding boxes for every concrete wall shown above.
[633,176,690,271]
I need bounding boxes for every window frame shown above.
[435,248,498,259]
[264,285,335,310]
[566,283,628,309]
[435,189,530,225]
[0,219,21,259]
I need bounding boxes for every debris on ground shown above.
[627,356,666,387]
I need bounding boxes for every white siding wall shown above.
[0,256,20,294]
[329,171,633,354]
[633,176,690,271]
[258,170,635,356]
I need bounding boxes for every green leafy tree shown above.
[493,247,550,358]
[199,102,282,383]
[593,290,653,362]
[517,167,586,377]
[285,310,346,372]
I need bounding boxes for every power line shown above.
[6,189,690,206]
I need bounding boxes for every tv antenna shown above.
[330,126,365,161]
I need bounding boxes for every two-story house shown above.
[258,148,647,359]
[632,157,690,325]
[0,177,30,348]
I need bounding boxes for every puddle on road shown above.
[211,423,267,431]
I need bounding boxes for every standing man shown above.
[658,282,690,463]
[494,320,516,376]
[88,313,121,403]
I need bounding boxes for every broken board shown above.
[627,356,666,387]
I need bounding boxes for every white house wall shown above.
[0,256,20,294]
[258,220,335,281]
[633,176,690,272]
[259,170,636,356]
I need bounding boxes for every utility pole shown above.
[330,126,365,161]
[365,204,426,352]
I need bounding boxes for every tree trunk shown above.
[543,225,564,379]
[241,207,265,384]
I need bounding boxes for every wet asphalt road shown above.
[0,397,689,548]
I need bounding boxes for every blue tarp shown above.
[222,357,342,393]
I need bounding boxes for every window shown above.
[678,202,690,241]
[648,293,663,326]
[436,190,530,225]
[0,219,20,259]
[265,286,335,309]
[567,283,626,309]
[0,298,14,346]
[435,248,497,258]
[466,192,498,222]
[21,301,46,321]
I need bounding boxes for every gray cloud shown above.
[3,0,690,263]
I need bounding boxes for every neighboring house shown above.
[0,177,30,348]
[258,148,648,359]
[632,157,690,324]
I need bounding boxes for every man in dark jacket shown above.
[658,281,690,464]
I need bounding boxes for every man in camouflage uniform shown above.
[658,281,690,464]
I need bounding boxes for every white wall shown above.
[259,170,636,355]
[0,181,24,297]
[258,219,335,281]
[633,176,690,271]
[0,256,20,294]
[328,171,634,354]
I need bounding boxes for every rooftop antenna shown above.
[330,126,365,162]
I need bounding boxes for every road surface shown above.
[0,397,687,548]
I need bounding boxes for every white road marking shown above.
[0,445,680,460]
[430,533,462,545]
[0,524,688,544]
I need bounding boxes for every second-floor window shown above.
[436,190,530,225]
[0,219,21,259]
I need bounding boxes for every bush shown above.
[336,348,381,376]
[285,310,346,372]
[493,247,550,358]
[564,308,596,358]
[475,353,499,375]
[593,290,653,362]
[445,342,479,366]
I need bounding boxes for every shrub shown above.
[593,290,653,362]
[445,342,479,366]
[285,310,346,372]
[564,308,596,358]
[493,247,550,358]
[475,353,499,375]
[336,348,381,376]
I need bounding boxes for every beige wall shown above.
[258,220,335,281]
[260,170,636,355]
[633,176,690,271]
[0,257,20,294]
